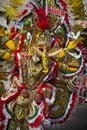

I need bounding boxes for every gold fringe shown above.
[73,24,83,33]
[65,0,86,20]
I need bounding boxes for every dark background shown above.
[81,33,87,49]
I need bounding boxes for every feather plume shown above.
[4,0,26,20]
[11,0,26,6]
[32,4,50,31]
[5,6,18,20]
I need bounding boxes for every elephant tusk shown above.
[48,48,62,57]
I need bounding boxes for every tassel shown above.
[5,40,16,51]
[2,52,11,60]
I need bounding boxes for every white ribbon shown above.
[67,51,82,59]
[67,31,80,40]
